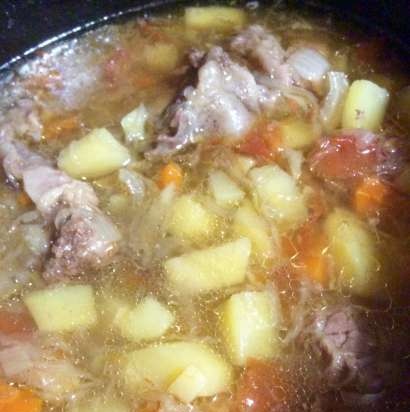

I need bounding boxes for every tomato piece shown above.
[235,359,289,412]
[237,121,282,162]
[309,130,402,184]
[0,310,36,337]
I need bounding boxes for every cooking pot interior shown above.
[1,0,409,71]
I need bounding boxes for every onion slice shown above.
[320,71,349,132]
[288,48,330,83]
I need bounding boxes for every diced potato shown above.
[121,104,148,143]
[279,118,318,150]
[143,43,179,73]
[250,165,307,229]
[208,170,245,208]
[24,285,97,332]
[342,80,389,131]
[168,365,206,404]
[219,290,281,365]
[167,195,217,242]
[68,396,129,412]
[58,128,131,179]
[235,155,256,175]
[115,296,174,342]
[165,238,251,295]
[184,7,246,31]
[122,341,232,399]
[232,202,279,263]
[107,193,129,214]
[325,208,381,297]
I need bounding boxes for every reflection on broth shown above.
[0,4,409,412]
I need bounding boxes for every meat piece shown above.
[231,25,294,86]
[0,129,47,185]
[23,165,98,219]
[309,129,404,186]
[149,47,281,156]
[298,302,388,406]
[45,207,120,281]
[0,333,95,402]
[0,131,120,281]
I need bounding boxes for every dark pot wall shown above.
[0,0,409,70]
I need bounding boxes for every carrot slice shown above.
[354,177,390,216]
[0,383,42,412]
[42,114,80,140]
[0,310,36,336]
[17,191,33,207]
[158,162,183,189]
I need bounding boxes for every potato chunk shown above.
[165,238,251,295]
[325,208,381,297]
[185,7,246,31]
[121,104,148,143]
[208,170,245,207]
[168,365,206,403]
[279,118,318,150]
[58,128,131,179]
[233,202,279,263]
[114,296,174,342]
[219,291,281,366]
[143,43,179,73]
[122,341,233,399]
[250,165,307,229]
[167,195,217,242]
[342,80,389,131]
[24,285,97,332]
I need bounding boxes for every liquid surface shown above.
[0,4,409,412]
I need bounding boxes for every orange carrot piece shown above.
[0,310,36,336]
[0,383,42,412]
[42,114,80,140]
[17,191,33,207]
[298,232,328,286]
[354,177,390,215]
[158,162,183,189]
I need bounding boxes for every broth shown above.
[0,4,409,412]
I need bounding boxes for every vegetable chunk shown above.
[24,284,97,332]
[114,296,174,342]
[250,165,307,228]
[122,341,232,400]
[167,195,217,242]
[165,238,251,295]
[279,118,318,150]
[168,365,206,403]
[185,7,246,31]
[233,202,279,263]
[342,80,389,131]
[219,291,281,365]
[208,170,245,207]
[58,128,131,179]
[325,208,381,297]
[121,104,148,143]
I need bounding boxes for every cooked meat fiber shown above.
[0,131,120,281]
[298,302,388,406]
[150,46,281,156]
[231,25,295,86]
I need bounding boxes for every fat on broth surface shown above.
[0,4,409,412]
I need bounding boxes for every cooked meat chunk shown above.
[0,128,47,185]
[298,302,388,406]
[0,333,94,402]
[0,131,120,281]
[45,207,120,281]
[231,25,294,86]
[150,47,281,156]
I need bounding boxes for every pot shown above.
[0,0,409,71]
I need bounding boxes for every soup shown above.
[0,4,409,412]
